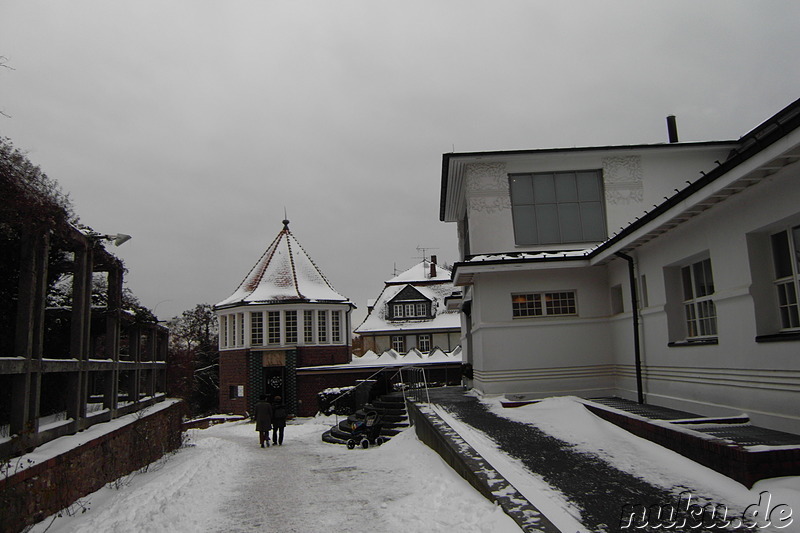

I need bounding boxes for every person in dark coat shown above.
[271,395,287,446]
[254,394,273,448]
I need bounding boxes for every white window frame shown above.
[285,310,298,344]
[771,226,800,330]
[304,310,315,344]
[391,335,405,353]
[681,258,717,339]
[331,311,341,343]
[512,291,577,318]
[418,334,431,352]
[251,311,263,346]
[267,311,281,345]
[220,315,228,348]
[318,310,327,343]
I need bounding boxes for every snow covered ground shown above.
[23,396,800,532]
[27,416,520,533]
[435,396,800,532]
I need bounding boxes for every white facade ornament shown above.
[603,156,644,205]
[465,162,509,193]
[465,162,510,214]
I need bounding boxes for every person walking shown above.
[254,394,273,448]
[271,396,287,446]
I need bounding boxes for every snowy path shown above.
[210,422,395,532]
[29,417,520,533]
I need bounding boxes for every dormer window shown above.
[391,301,429,319]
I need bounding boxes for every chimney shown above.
[666,115,679,143]
[430,255,437,278]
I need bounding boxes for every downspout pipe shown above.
[615,252,644,404]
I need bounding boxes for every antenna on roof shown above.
[282,207,290,230]
[415,246,440,278]
[415,246,439,264]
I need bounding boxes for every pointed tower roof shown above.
[216,220,351,308]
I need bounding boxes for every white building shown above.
[355,257,461,354]
[440,100,800,433]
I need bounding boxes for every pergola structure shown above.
[0,198,168,459]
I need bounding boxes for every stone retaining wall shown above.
[0,400,185,533]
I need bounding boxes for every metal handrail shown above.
[399,366,431,411]
[330,366,402,425]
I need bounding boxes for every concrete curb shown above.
[405,400,562,533]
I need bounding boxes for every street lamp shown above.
[86,232,132,246]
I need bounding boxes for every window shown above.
[238,313,245,346]
[391,335,405,353]
[267,311,281,345]
[304,310,314,343]
[390,301,428,320]
[220,316,228,348]
[331,311,341,343]
[771,227,800,330]
[418,334,431,352]
[318,310,327,343]
[512,291,577,317]
[681,258,717,338]
[251,312,263,346]
[285,311,298,344]
[509,170,606,245]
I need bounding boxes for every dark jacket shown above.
[254,400,273,432]
[272,403,288,428]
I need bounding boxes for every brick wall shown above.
[297,345,350,367]
[0,401,185,533]
[296,372,363,416]
[218,349,249,415]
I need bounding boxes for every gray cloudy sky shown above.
[2,1,800,327]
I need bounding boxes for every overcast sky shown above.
[2,1,800,327]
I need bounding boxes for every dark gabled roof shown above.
[388,285,429,303]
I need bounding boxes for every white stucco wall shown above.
[468,267,617,396]
[627,159,800,432]
[461,145,733,257]
[457,141,800,432]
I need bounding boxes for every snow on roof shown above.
[387,260,452,284]
[298,347,463,370]
[355,261,460,334]
[216,221,350,308]
[466,249,591,263]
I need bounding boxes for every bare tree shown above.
[1,56,13,119]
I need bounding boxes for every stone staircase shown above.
[322,393,409,445]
